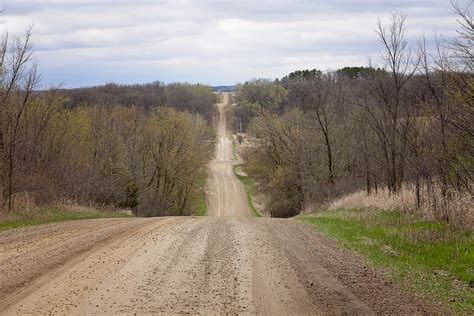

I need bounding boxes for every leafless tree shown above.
[356,13,419,193]
[0,27,39,211]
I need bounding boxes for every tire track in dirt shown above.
[0,217,180,310]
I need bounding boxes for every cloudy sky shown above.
[1,0,461,87]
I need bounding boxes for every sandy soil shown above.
[0,93,446,315]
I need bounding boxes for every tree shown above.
[306,75,351,186]
[0,27,39,211]
[236,79,288,112]
[138,107,213,216]
[356,12,419,193]
[281,69,323,82]
[336,67,376,79]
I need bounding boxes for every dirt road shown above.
[0,93,444,315]
[207,92,252,217]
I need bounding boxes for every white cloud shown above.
[1,0,461,87]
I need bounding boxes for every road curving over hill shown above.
[0,93,446,315]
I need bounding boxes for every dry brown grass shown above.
[329,184,473,228]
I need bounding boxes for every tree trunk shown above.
[415,175,421,210]
[366,171,371,195]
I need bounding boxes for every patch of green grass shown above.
[194,167,209,216]
[231,138,261,217]
[298,209,473,314]
[233,165,261,217]
[0,207,133,232]
[232,137,238,160]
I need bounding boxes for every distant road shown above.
[0,93,443,315]
[207,92,252,217]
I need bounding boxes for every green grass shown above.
[0,206,133,232]
[232,138,238,160]
[233,165,261,217]
[298,209,473,314]
[194,167,209,216]
[231,137,261,217]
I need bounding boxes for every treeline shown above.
[60,82,216,121]
[235,9,473,222]
[0,29,216,216]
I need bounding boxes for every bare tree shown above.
[0,27,39,211]
[357,13,419,193]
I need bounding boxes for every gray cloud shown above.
[1,0,460,87]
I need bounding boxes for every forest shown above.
[0,31,216,216]
[233,11,472,225]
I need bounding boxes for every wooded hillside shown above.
[235,10,473,224]
[0,31,216,215]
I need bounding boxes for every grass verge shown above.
[298,208,473,314]
[0,206,133,232]
[231,137,261,217]
[233,165,261,217]
[232,137,238,160]
[194,167,209,216]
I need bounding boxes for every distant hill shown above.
[212,86,235,92]
[53,82,216,121]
